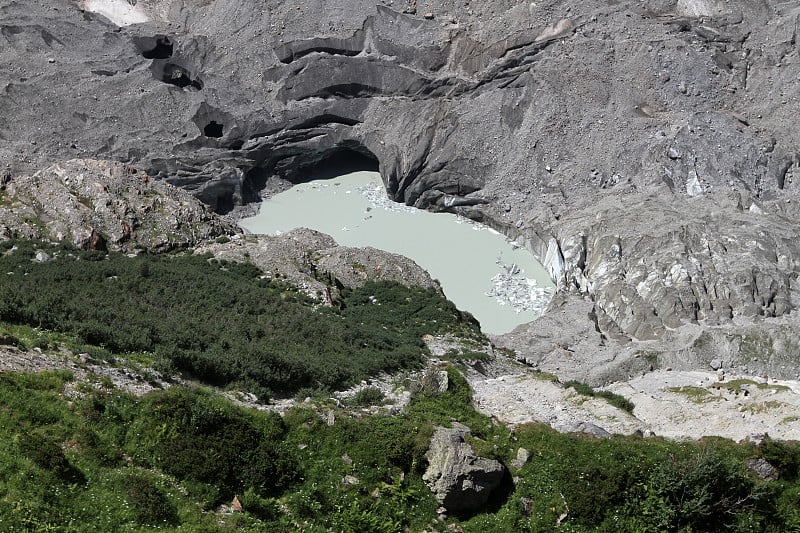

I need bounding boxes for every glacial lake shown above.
[239,171,554,335]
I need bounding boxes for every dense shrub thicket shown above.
[3,370,800,532]
[0,240,478,398]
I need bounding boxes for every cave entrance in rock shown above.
[239,152,555,335]
[293,148,379,182]
[242,147,381,205]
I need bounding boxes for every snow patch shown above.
[82,0,149,26]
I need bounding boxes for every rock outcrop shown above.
[5,0,800,379]
[193,228,440,301]
[0,159,236,251]
[423,423,505,512]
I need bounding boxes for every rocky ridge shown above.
[194,228,441,302]
[468,365,800,442]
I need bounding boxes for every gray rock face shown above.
[747,457,778,481]
[554,421,612,439]
[509,447,530,470]
[0,159,236,251]
[193,228,441,302]
[5,0,800,379]
[423,423,505,512]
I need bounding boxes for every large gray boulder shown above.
[422,423,505,512]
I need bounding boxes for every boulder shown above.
[747,458,778,481]
[509,447,530,470]
[422,423,505,512]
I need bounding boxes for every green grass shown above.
[2,235,800,531]
[345,386,386,407]
[0,371,270,531]
[563,380,636,414]
[668,385,721,403]
[1,368,800,531]
[531,370,559,381]
[0,321,77,351]
[712,378,790,394]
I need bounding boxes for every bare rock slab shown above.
[422,422,505,512]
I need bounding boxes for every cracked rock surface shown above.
[0,159,236,251]
[422,422,505,512]
[4,0,800,381]
[193,228,441,302]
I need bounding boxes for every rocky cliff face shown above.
[4,0,800,379]
[0,159,236,251]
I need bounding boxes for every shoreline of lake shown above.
[239,171,554,335]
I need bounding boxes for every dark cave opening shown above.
[298,148,379,181]
[203,121,224,138]
[142,36,173,59]
[215,193,235,214]
[242,147,380,205]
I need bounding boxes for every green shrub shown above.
[238,487,279,520]
[19,432,73,478]
[563,380,595,396]
[759,437,800,481]
[564,380,635,414]
[74,428,123,467]
[349,386,385,407]
[123,473,179,526]
[0,241,481,397]
[125,387,299,503]
[643,446,775,532]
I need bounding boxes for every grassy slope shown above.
[2,369,800,531]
